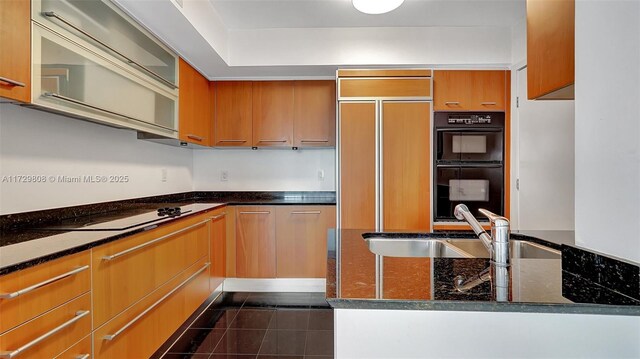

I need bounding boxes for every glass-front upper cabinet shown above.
[32,0,177,90]
[32,24,177,137]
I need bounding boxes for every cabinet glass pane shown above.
[35,26,176,132]
[35,0,176,87]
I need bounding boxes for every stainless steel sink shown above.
[365,237,472,258]
[444,239,561,259]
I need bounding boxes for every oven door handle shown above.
[436,163,503,168]
[435,128,503,133]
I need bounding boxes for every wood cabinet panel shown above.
[0,0,31,103]
[338,69,432,77]
[235,206,277,278]
[0,251,90,333]
[382,101,431,231]
[92,214,209,327]
[434,70,506,111]
[178,59,212,146]
[527,0,575,99]
[94,258,210,359]
[339,102,376,229]
[55,335,92,359]
[210,208,227,290]
[252,81,295,147]
[293,81,336,147]
[0,294,91,359]
[276,206,336,278]
[224,207,237,277]
[339,78,431,98]
[214,81,253,146]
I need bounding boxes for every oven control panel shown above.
[447,114,492,125]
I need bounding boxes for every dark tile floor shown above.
[160,292,334,359]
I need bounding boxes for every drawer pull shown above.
[445,101,460,105]
[258,140,287,143]
[300,139,329,143]
[187,134,204,141]
[218,140,247,143]
[0,265,89,300]
[0,77,25,87]
[0,310,90,359]
[42,92,177,133]
[481,102,497,105]
[75,355,90,359]
[102,219,209,261]
[239,211,271,214]
[103,263,210,341]
[42,11,178,90]
[291,211,321,215]
[210,213,226,220]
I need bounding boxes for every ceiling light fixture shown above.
[352,0,405,15]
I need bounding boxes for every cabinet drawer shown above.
[0,251,90,333]
[32,0,177,89]
[92,215,209,327]
[55,335,91,359]
[94,258,210,359]
[236,206,276,278]
[0,293,91,359]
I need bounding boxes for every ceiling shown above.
[210,0,526,29]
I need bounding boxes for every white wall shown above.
[193,149,335,191]
[574,0,640,263]
[0,104,193,214]
[511,16,527,65]
[229,26,512,68]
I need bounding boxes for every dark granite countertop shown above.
[326,229,640,316]
[0,191,335,275]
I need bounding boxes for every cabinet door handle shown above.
[187,134,204,141]
[0,77,25,87]
[0,265,89,300]
[218,140,247,143]
[258,140,287,143]
[103,263,209,341]
[102,219,209,261]
[300,139,329,143]
[481,102,497,105]
[0,310,90,359]
[445,101,460,105]
[42,11,178,90]
[291,211,321,214]
[210,213,226,220]
[42,92,177,133]
[239,211,271,214]
[75,355,90,359]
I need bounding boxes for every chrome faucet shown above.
[454,204,510,267]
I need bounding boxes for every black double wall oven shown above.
[434,112,505,221]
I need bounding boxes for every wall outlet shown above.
[221,170,229,182]
[161,168,167,182]
[317,169,325,181]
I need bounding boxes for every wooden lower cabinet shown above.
[235,206,277,278]
[0,293,91,358]
[55,335,92,359]
[276,206,336,278]
[92,214,209,327]
[0,250,90,333]
[94,258,210,359]
[210,207,227,290]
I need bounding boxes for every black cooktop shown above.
[38,206,192,231]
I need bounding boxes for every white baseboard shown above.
[223,278,326,292]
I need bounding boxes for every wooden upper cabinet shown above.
[214,81,253,147]
[434,70,506,111]
[0,0,31,102]
[252,81,294,147]
[527,0,575,100]
[294,81,336,147]
[178,59,211,146]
